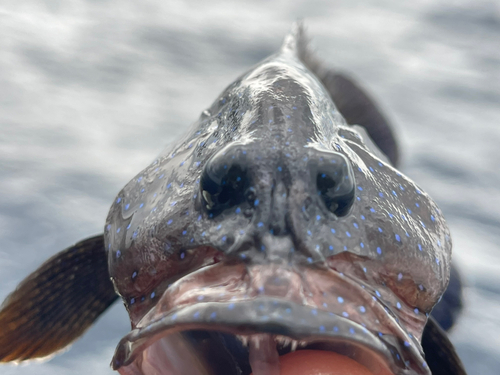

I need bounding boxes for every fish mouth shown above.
[112,262,430,375]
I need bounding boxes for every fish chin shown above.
[112,263,431,375]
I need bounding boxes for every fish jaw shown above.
[111,261,430,375]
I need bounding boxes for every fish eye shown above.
[200,148,250,216]
[313,154,355,217]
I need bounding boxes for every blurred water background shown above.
[1,0,499,374]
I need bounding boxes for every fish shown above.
[0,24,466,375]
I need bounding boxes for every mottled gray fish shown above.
[0,25,466,375]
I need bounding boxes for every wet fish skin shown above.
[106,27,450,375]
[0,24,466,375]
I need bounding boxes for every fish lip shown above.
[112,297,429,375]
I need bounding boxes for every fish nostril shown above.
[314,153,355,217]
[245,187,257,206]
[270,225,283,236]
[200,146,250,217]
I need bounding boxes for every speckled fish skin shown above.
[105,28,451,375]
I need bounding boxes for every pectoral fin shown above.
[430,263,464,332]
[0,235,118,362]
[421,316,468,375]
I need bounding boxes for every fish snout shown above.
[197,142,359,270]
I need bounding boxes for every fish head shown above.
[105,29,451,375]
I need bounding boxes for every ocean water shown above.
[1,0,499,374]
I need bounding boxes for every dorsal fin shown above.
[280,22,322,74]
[280,22,307,56]
[0,235,118,362]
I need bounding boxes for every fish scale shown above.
[0,24,466,375]
[102,26,451,374]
